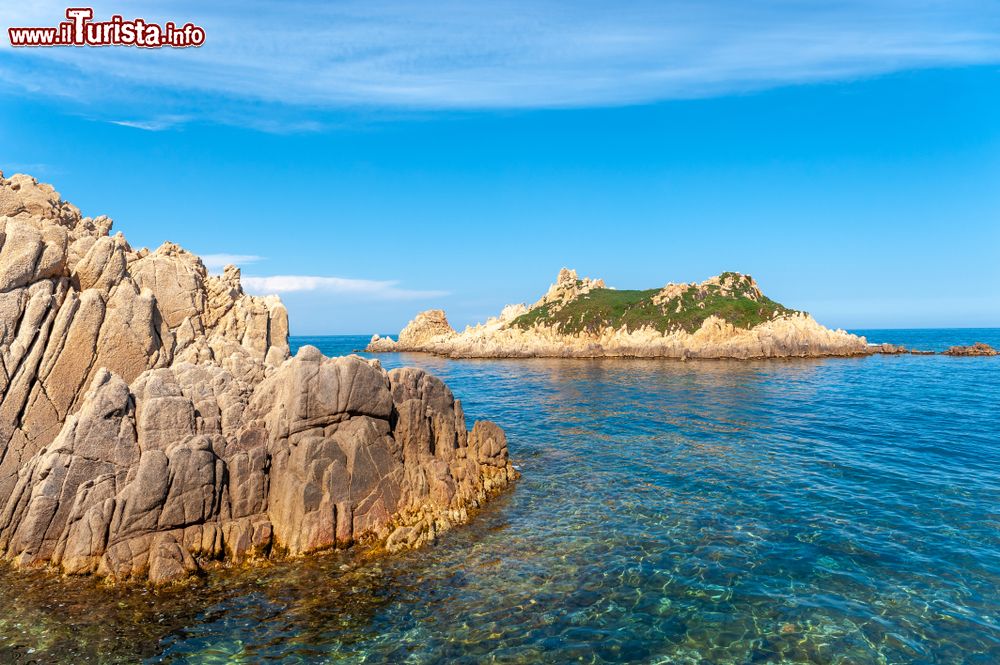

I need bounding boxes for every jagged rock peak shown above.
[652,271,764,306]
[0,171,107,234]
[532,267,605,311]
[0,171,290,502]
[369,309,456,352]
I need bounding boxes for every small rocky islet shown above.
[942,342,999,356]
[368,267,869,359]
[0,172,516,585]
[369,268,998,360]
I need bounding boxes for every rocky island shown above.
[943,342,999,357]
[368,268,868,359]
[0,172,515,585]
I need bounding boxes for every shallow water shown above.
[2,329,998,663]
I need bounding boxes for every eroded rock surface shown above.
[0,173,515,583]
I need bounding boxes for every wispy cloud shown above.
[1,1,998,121]
[242,275,448,300]
[200,253,264,270]
[109,115,190,131]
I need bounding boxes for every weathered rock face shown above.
[0,174,289,504]
[367,268,869,359]
[0,172,515,583]
[0,352,514,584]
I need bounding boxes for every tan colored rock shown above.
[369,308,456,351]
[129,242,206,328]
[0,172,289,497]
[0,351,516,584]
[0,172,515,584]
[531,267,606,311]
[652,272,764,307]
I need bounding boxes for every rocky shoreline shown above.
[0,172,516,584]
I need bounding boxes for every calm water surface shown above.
[1,329,998,664]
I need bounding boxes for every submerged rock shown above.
[0,172,515,584]
[368,268,868,359]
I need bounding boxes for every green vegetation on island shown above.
[510,272,797,335]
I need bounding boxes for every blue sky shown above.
[2,1,999,334]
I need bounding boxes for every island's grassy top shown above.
[510,273,797,335]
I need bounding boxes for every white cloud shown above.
[242,274,448,300]
[109,115,190,131]
[0,1,997,119]
[200,253,264,270]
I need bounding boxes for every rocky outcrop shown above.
[367,268,868,359]
[868,343,908,354]
[369,309,455,352]
[530,267,605,313]
[0,174,289,503]
[867,343,934,355]
[0,172,515,583]
[651,272,763,308]
[943,342,998,357]
[0,352,514,584]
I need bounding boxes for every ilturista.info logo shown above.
[8,7,205,48]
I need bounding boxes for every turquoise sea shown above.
[1,329,998,663]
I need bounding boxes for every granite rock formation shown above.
[368,268,868,359]
[0,172,515,583]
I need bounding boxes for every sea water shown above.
[1,329,997,664]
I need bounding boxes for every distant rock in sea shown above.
[368,268,869,359]
[0,172,515,584]
[943,342,998,356]
[866,343,935,355]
